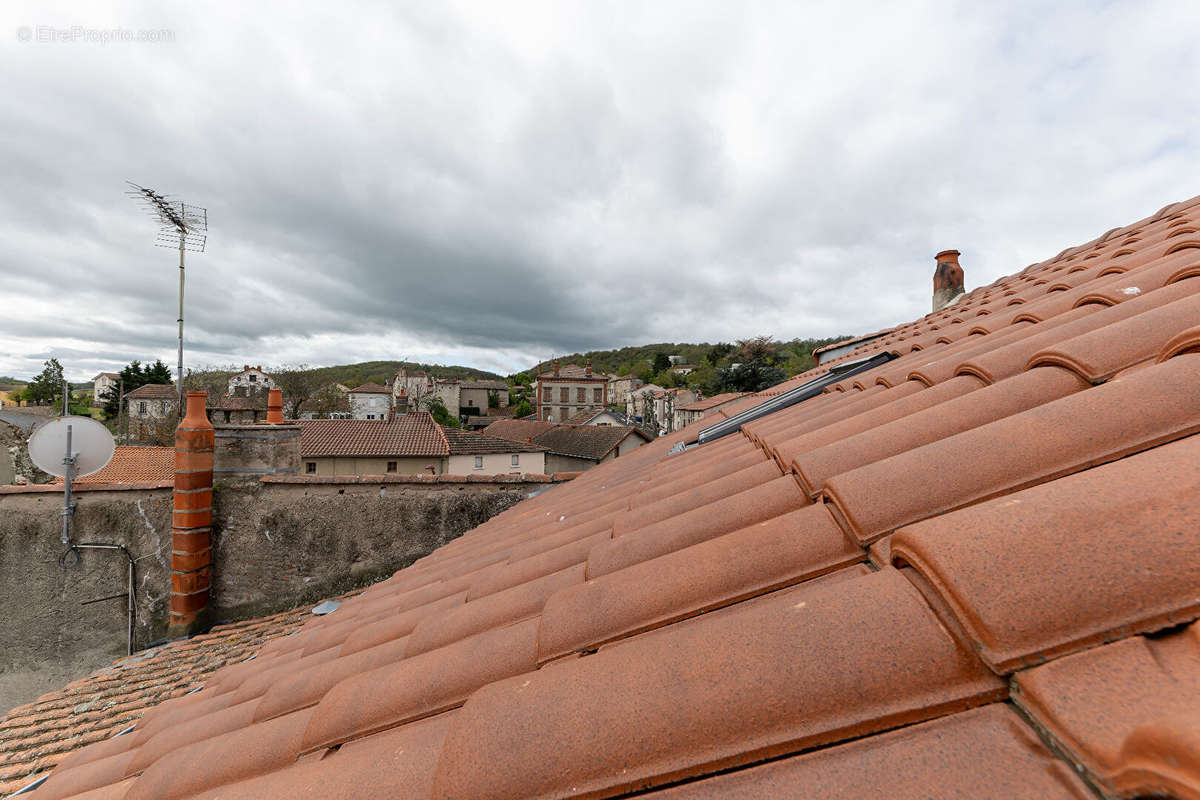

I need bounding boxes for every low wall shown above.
[0,473,567,713]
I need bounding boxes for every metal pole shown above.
[61,424,74,546]
[177,232,185,417]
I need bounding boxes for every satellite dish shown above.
[28,416,116,478]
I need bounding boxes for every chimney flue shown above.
[267,388,284,424]
[933,249,965,312]
[553,359,560,376]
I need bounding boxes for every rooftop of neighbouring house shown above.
[123,385,176,401]
[483,418,650,461]
[296,413,446,458]
[10,193,1200,799]
[536,363,608,380]
[345,382,391,395]
[51,447,174,486]
[440,427,547,456]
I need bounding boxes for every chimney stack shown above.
[553,359,560,376]
[170,391,214,638]
[267,388,284,424]
[933,250,965,312]
[585,360,592,376]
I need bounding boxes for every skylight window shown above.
[672,351,896,453]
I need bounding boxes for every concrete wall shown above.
[545,453,598,472]
[447,451,545,475]
[0,472,562,714]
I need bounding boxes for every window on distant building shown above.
[593,388,602,403]
[474,456,483,469]
[249,374,257,383]
[559,407,568,420]
[387,461,397,473]
[559,387,569,402]
[511,454,519,466]
[138,401,146,414]
[306,462,317,474]
[576,387,585,402]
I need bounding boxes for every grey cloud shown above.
[3,0,1199,382]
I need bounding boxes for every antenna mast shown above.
[126,182,207,415]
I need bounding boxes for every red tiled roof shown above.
[124,384,175,400]
[529,424,649,461]
[674,392,750,412]
[481,418,558,442]
[52,447,173,485]
[440,427,547,455]
[537,363,608,380]
[297,413,447,457]
[0,598,356,798]
[346,382,390,394]
[20,193,1200,799]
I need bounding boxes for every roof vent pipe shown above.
[933,250,965,312]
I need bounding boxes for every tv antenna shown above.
[126,181,207,415]
[27,385,136,654]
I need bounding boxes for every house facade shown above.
[534,361,609,422]
[483,418,650,473]
[348,382,393,420]
[226,365,276,395]
[606,375,643,407]
[92,372,119,405]
[124,384,177,444]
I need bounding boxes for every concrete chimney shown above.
[933,250,965,312]
[170,391,214,638]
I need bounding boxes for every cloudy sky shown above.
[3,1,1198,381]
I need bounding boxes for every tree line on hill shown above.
[518,335,851,396]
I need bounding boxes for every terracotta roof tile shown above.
[438,426,546,455]
[345,382,390,394]
[19,194,1200,799]
[52,446,173,486]
[123,384,175,400]
[297,413,447,457]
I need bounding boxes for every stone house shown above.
[458,380,508,417]
[348,382,393,420]
[606,375,643,407]
[226,365,276,396]
[534,361,609,422]
[207,394,269,425]
[562,408,628,427]
[627,386,698,433]
[124,384,177,444]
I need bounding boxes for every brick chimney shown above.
[585,360,592,376]
[553,359,560,376]
[933,250,965,312]
[266,388,284,424]
[170,391,214,638]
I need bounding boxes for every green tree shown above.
[511,398,534,418]
[424,395,461,428]
[99,359,176,420]
[651,352,672,375]
[29,359,66,406]
[487,390,500,409]
[706,342,734,366]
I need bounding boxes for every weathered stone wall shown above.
[0,474,555,714]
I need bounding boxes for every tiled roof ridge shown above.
[346,382,391,394]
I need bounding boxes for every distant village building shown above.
[606,375,643,407]
[92,372,119,405]
[672,392,750,431]
[392,370,509,419]
[534,361,609,422]
[297,384,351,419]
[627,385,698,433]
[348,382,393,419]
[297,412,545,477]
[226,365,276,396]
[483,418,650,473]
[124,384,177,443]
